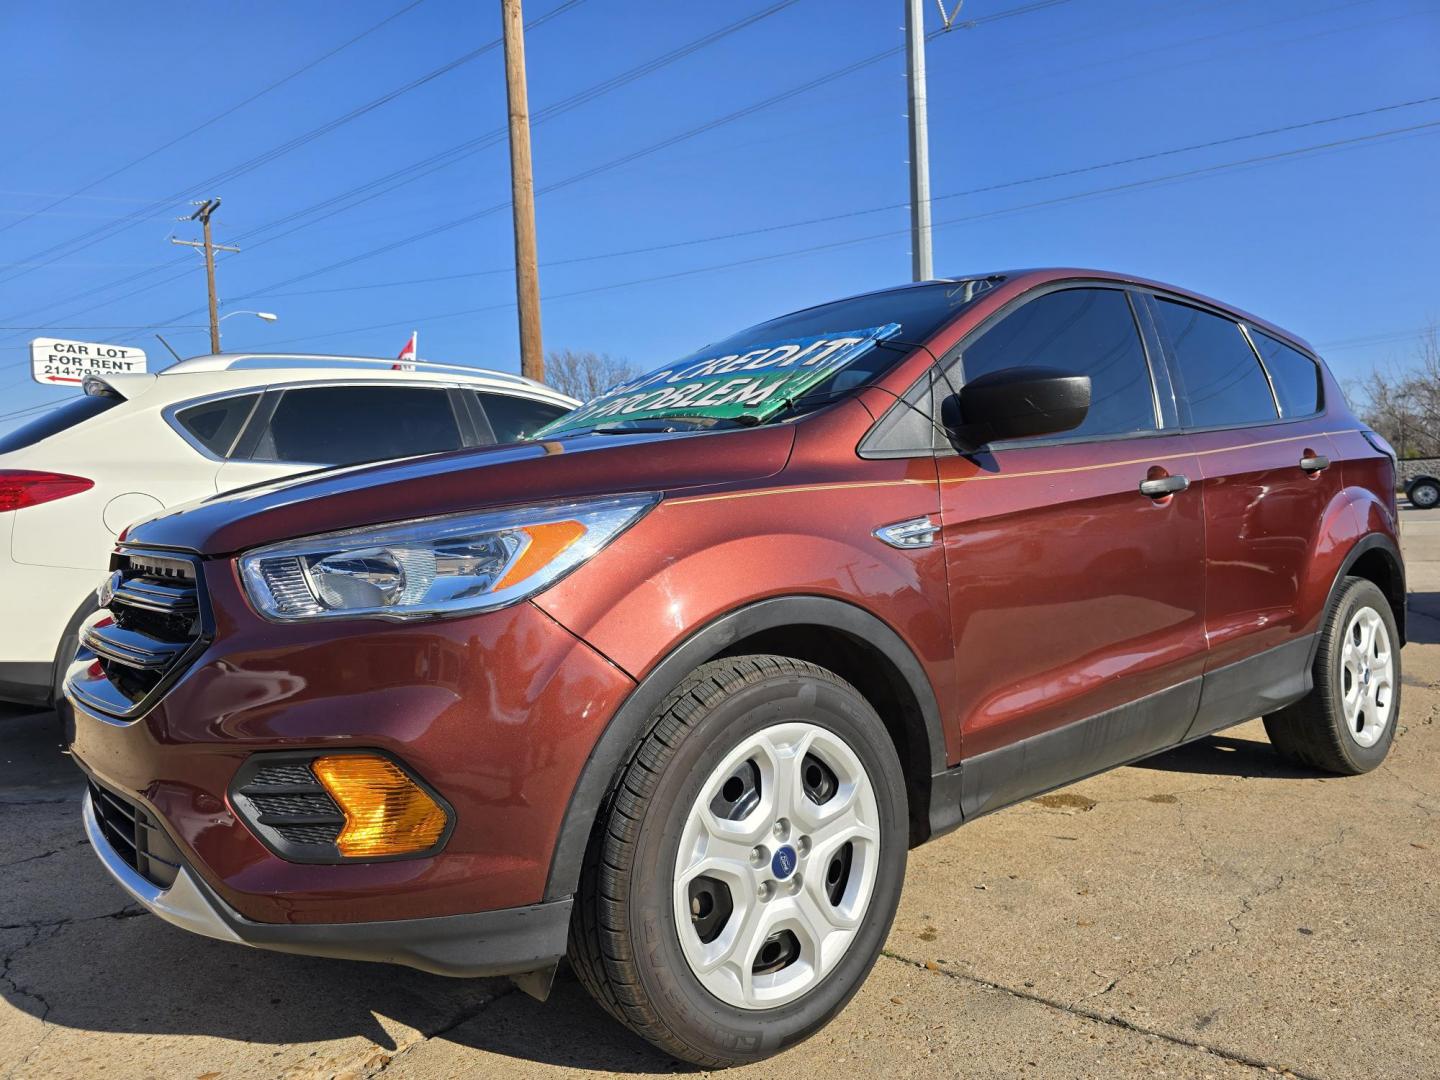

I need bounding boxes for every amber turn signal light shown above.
[311,755,449,858]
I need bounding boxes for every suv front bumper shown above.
[83,787,572,977]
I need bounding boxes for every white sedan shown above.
[0,353,576,711]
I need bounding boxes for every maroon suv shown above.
[68,269,1404,1066]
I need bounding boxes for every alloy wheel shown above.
[1340,605,1394,748]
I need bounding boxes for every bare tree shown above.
[544,349,638,401]
[1352,323,1440,458]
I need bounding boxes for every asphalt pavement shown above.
[2,510,1437,1079]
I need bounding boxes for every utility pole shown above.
[501,0,545,382]
[170,198,238,355]
[905,0,934,282]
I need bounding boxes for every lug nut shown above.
[773,817,790,841]
[758,881,774,901]
[788,873,803,895]
[750,845,768,868]
[796,836,811,856]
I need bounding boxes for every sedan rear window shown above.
[173,393,260,458]
[0,394,123,455]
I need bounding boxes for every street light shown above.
[216,310,278,349]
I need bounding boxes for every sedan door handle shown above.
[1300,454,1330,473]
[1139,474,1190,498]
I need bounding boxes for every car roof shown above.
[87,353,578,407]
[776,269,1318,357]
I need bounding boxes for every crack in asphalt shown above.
[1069,822,1353,1013]
[0,905,145,933]
[882,950,1322,1080]
[0,925,58,1080]
[0,839,88,872]
[352,984,522,1080]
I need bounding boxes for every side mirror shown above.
[943,366,1091,450]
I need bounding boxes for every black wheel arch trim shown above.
[1318,532,1406,657]
[542,594,947,901]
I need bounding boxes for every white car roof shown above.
[90,353,578,408]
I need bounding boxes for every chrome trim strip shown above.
[82,623,184,670]
[83,791,242,944]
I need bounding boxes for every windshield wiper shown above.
[589,414,762,435]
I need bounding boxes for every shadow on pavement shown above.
[0,704,681,1073]
[1405,592,1440,646]
[0,705,80,804]
[1133,731,1320,779]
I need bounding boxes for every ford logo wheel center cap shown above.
[771,845,797,880]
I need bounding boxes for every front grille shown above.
[87,779,182,889]
[69,550,209,719]
[231,758,346,856]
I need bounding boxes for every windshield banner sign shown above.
[536,323,901,437]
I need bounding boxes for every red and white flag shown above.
[393,330,417,370]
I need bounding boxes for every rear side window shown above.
[958,288,1157,439]
[251,386,463,465]
[173,393,259,457]
[1249,330,1322,417]
[1153,299,1278,428]
[0,394,123,454]
[477,392,569,443]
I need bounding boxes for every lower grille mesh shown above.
[88,780,181,889]
[233,760,345,850]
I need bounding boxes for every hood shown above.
[124,425,796,556]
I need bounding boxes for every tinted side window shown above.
[0,394,122,454]
[959,288,1156,439]
[173,393,259,457]
[477,393,569,443]
[1250,330,1321,417]
[253,386,462,465]
[1153,299,1278,428]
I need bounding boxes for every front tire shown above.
[1264,577,1400,774]
[568,655,907,1067]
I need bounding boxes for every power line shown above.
[114,0,1071,333]
[1,0,1390,332]
[251,93,1440,300]
[246,117,1440,352]
[0,0,429,240]
[0,0,589,296]
[0,0,801,334]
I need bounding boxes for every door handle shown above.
[1300,454,1330,473]
[1139,474,1190,498]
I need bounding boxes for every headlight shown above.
[238,493,658,621]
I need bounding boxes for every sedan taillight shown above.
[0,470,94,512]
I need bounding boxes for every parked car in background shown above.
[1406,472,1440,509]
[0,354,575,709]
[66,270,1403,1067]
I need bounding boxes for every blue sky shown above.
[0,0,1436,430]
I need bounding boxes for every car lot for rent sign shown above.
[30,338,147,386]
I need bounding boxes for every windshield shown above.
[534,278,1000,438]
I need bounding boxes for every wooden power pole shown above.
[171,197,238,355]
[501,0,545,382]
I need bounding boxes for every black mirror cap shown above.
[945,366,1091,450]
